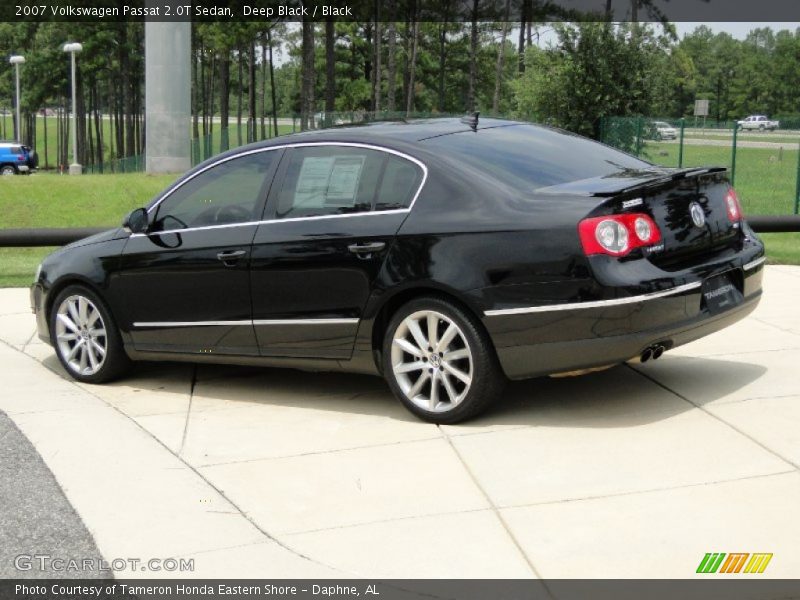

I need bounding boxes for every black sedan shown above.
[31,118,765,423]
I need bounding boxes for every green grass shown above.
[642,141,799,215]
[0,172,174,287]
[758,233,800,265]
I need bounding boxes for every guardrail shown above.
[0,217,798,248]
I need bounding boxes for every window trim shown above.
[135,142,428,237]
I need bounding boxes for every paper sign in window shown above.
[294,155,365,208]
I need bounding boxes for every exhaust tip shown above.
[640,348,653,363]
[652,345,665,360]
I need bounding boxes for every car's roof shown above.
[248,117,529,148]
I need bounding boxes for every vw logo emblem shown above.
[689,202,706,228]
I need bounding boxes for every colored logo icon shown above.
[696,552,773,574]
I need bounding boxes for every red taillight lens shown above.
[578,213,661,257]
[725,187,743,222]
[16,155,24,161]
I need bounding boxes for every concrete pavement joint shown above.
[627,363,800,471]
[196,434,442,469]
[20,328,37,353]
[676,345,800,359]
[178,364,197,456]
[753,316,800,336]
[0,337,355,578]
[436,424,544,580]
[496,469,797,511]
[280,507,490,537]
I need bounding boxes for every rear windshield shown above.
[421,124,652,191]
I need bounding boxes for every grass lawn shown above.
[642,141,799,215]
[0,161,798,287]
[0,172,174,287]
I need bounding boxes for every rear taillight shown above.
[16,155,24,161]
[579,213,661,257]
[725,187,743,222]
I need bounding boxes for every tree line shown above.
[1,19,799,168]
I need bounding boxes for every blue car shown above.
[0,142,37,175]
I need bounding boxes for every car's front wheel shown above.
[382,296,504,424]
[50,285,130,383]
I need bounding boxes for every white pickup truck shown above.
[737,115,780,131]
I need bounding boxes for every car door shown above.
[115,148,281,355]
[250,143,425,359]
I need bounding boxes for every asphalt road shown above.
[0,410,105,579]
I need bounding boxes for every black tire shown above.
[382,295,505,424]
[49,284,131,384]
[0,165,17,176]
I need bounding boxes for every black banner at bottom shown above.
[3,580,800,600]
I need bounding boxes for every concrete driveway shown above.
[1,265,799,579]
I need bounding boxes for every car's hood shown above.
[62,227,128,250]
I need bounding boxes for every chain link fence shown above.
[600,116,800,215]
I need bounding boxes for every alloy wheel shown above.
[55,294,108,376]
[390,310,473,413]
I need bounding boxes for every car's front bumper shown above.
[30,281,50,345]
[481,256,764,380]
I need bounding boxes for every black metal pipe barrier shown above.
[0,216,799,248]
[747,215,800,233]
[0,228,107,247]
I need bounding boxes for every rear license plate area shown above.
[701,271,744,315]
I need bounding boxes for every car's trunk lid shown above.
[538,166,741,270]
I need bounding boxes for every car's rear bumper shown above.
[481,256,764,380]
[17,165,29,172]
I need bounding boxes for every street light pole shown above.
[63,42,83,175]
[9,55,25,142]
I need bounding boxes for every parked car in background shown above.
[737,115,779,131]
[651,121,678,140]
[30,118,765,423]
[0,142,38,175]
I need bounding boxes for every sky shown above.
[673,22,799,39]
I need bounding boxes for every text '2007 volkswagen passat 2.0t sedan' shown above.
[31,118,765,423]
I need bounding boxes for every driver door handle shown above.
[217,250,247,266]
[348,242,386,255]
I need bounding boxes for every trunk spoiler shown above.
[535,166,728,197]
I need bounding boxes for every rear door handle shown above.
[216,250,247,266]
[348,242,386,255]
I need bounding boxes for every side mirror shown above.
[123,208,149,234]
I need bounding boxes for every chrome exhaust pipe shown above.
[652,345,665,360]
[640,347,653,363]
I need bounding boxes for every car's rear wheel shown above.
[382,296,504,424]
[1,165,16,176]
[50,285,130,384]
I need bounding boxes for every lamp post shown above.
[9,55,25,142]
[63,42,82,175]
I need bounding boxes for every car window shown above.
[154,151,276,231]
[275,146,394,219]
[423,124,652,191]
[375,155,422,210]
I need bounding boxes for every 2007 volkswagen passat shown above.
[31,118,765,423]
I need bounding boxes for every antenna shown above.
[460,111,480,131]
